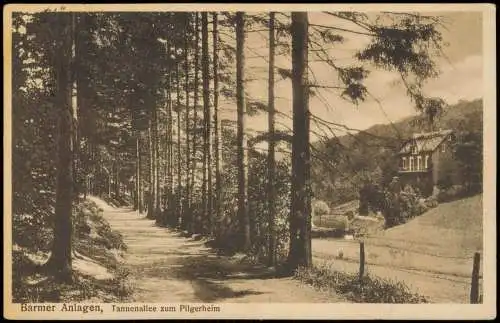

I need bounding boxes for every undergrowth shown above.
[12,199,132,303]
[295,262,428,303]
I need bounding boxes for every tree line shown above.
[12,10,446,281]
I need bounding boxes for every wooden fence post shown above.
[470,252,481,303]
[359,241,365,280]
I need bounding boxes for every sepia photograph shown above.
[3,3,496,320]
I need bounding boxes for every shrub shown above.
[295,263,428,303]
[345,210,355,220]
[327,215,349,232]
[381,184,429,228]
[437,185,466,203]
[415,198,429,215]
[312,199,331,217]
[424,196,439,209]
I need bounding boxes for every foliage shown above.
[13,199,131,303]
[380,183,442,228]
[454,132,483,194]
[295,263,428,303]
[436,185,467,203]
[312,199,330,217]
[206,126,292,262]
[359,181,385,216]
[311,99,483,209]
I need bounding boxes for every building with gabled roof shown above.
[397,129,458,196]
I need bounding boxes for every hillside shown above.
[369,194,483,257]
[311,98,483,206]
[312,194,484,302]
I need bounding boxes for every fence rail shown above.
[354,240,482,304]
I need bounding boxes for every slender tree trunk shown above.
[165,41,173,218]
[183,13,191,231]
[72,13,81,203]
[213,12,222,234]
[48,13,74,281]
[114,151,120,199]
[267,11,277,267]
[287,12,312,272]
[168,72,174,216]
[146,121,155,219]
[154,98,160,217]
[190,13,200,234]
[201,12,213,234]
[176,44,183,227]
[108,170,111,198]
[135,132,140,211]
[163,88,169,212]
[236,12,250,251]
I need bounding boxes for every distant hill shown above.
[311,98,483,207]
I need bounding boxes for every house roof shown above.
[399,129,453,154]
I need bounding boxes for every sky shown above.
[216,11,484,144]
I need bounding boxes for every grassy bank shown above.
[295,262,428,303]
[12,199,132,303]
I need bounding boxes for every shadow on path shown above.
[92,196,340,303]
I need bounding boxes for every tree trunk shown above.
[48,12,74,281]
[183,13,191,231]
[190,13,200,234]
[287,12,312,272]
[146,121,155,219]
[72,13,81,203]
[165,40,173,218]
[213,12,222,235]
[135,132,140,211]
[267,11,277,267]
[168,63,174,217]
[176,43,183,227]
[163,88,169,213]
[201,12,213,235]
[236,12,251,251]
[154,96,160,217]
[114,151,120,199]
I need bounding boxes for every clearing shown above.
[90,197,344,303]
[312,194,483,303]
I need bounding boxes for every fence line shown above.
[353,241,482,304]
[314,234,480,260]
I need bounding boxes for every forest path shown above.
[89,197,342,303]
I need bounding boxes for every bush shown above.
[327,215,349,232]
[295,263,428,303]
[312,199,331,217]
[345,210,355,220]
[13,199,131,303]
[437,185,467,203]
[415,198,429,215]
[424,196,439,209]
[381,184,429,228]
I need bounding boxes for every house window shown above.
[425,155,429,169]
[412,145,418,155]
[409,157,414,171]
[417,156,422,170]
[402,157,407,170]
[441,143,446,152]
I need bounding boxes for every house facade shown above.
[398,129,458,196]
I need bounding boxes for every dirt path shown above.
[90,197,343,303]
